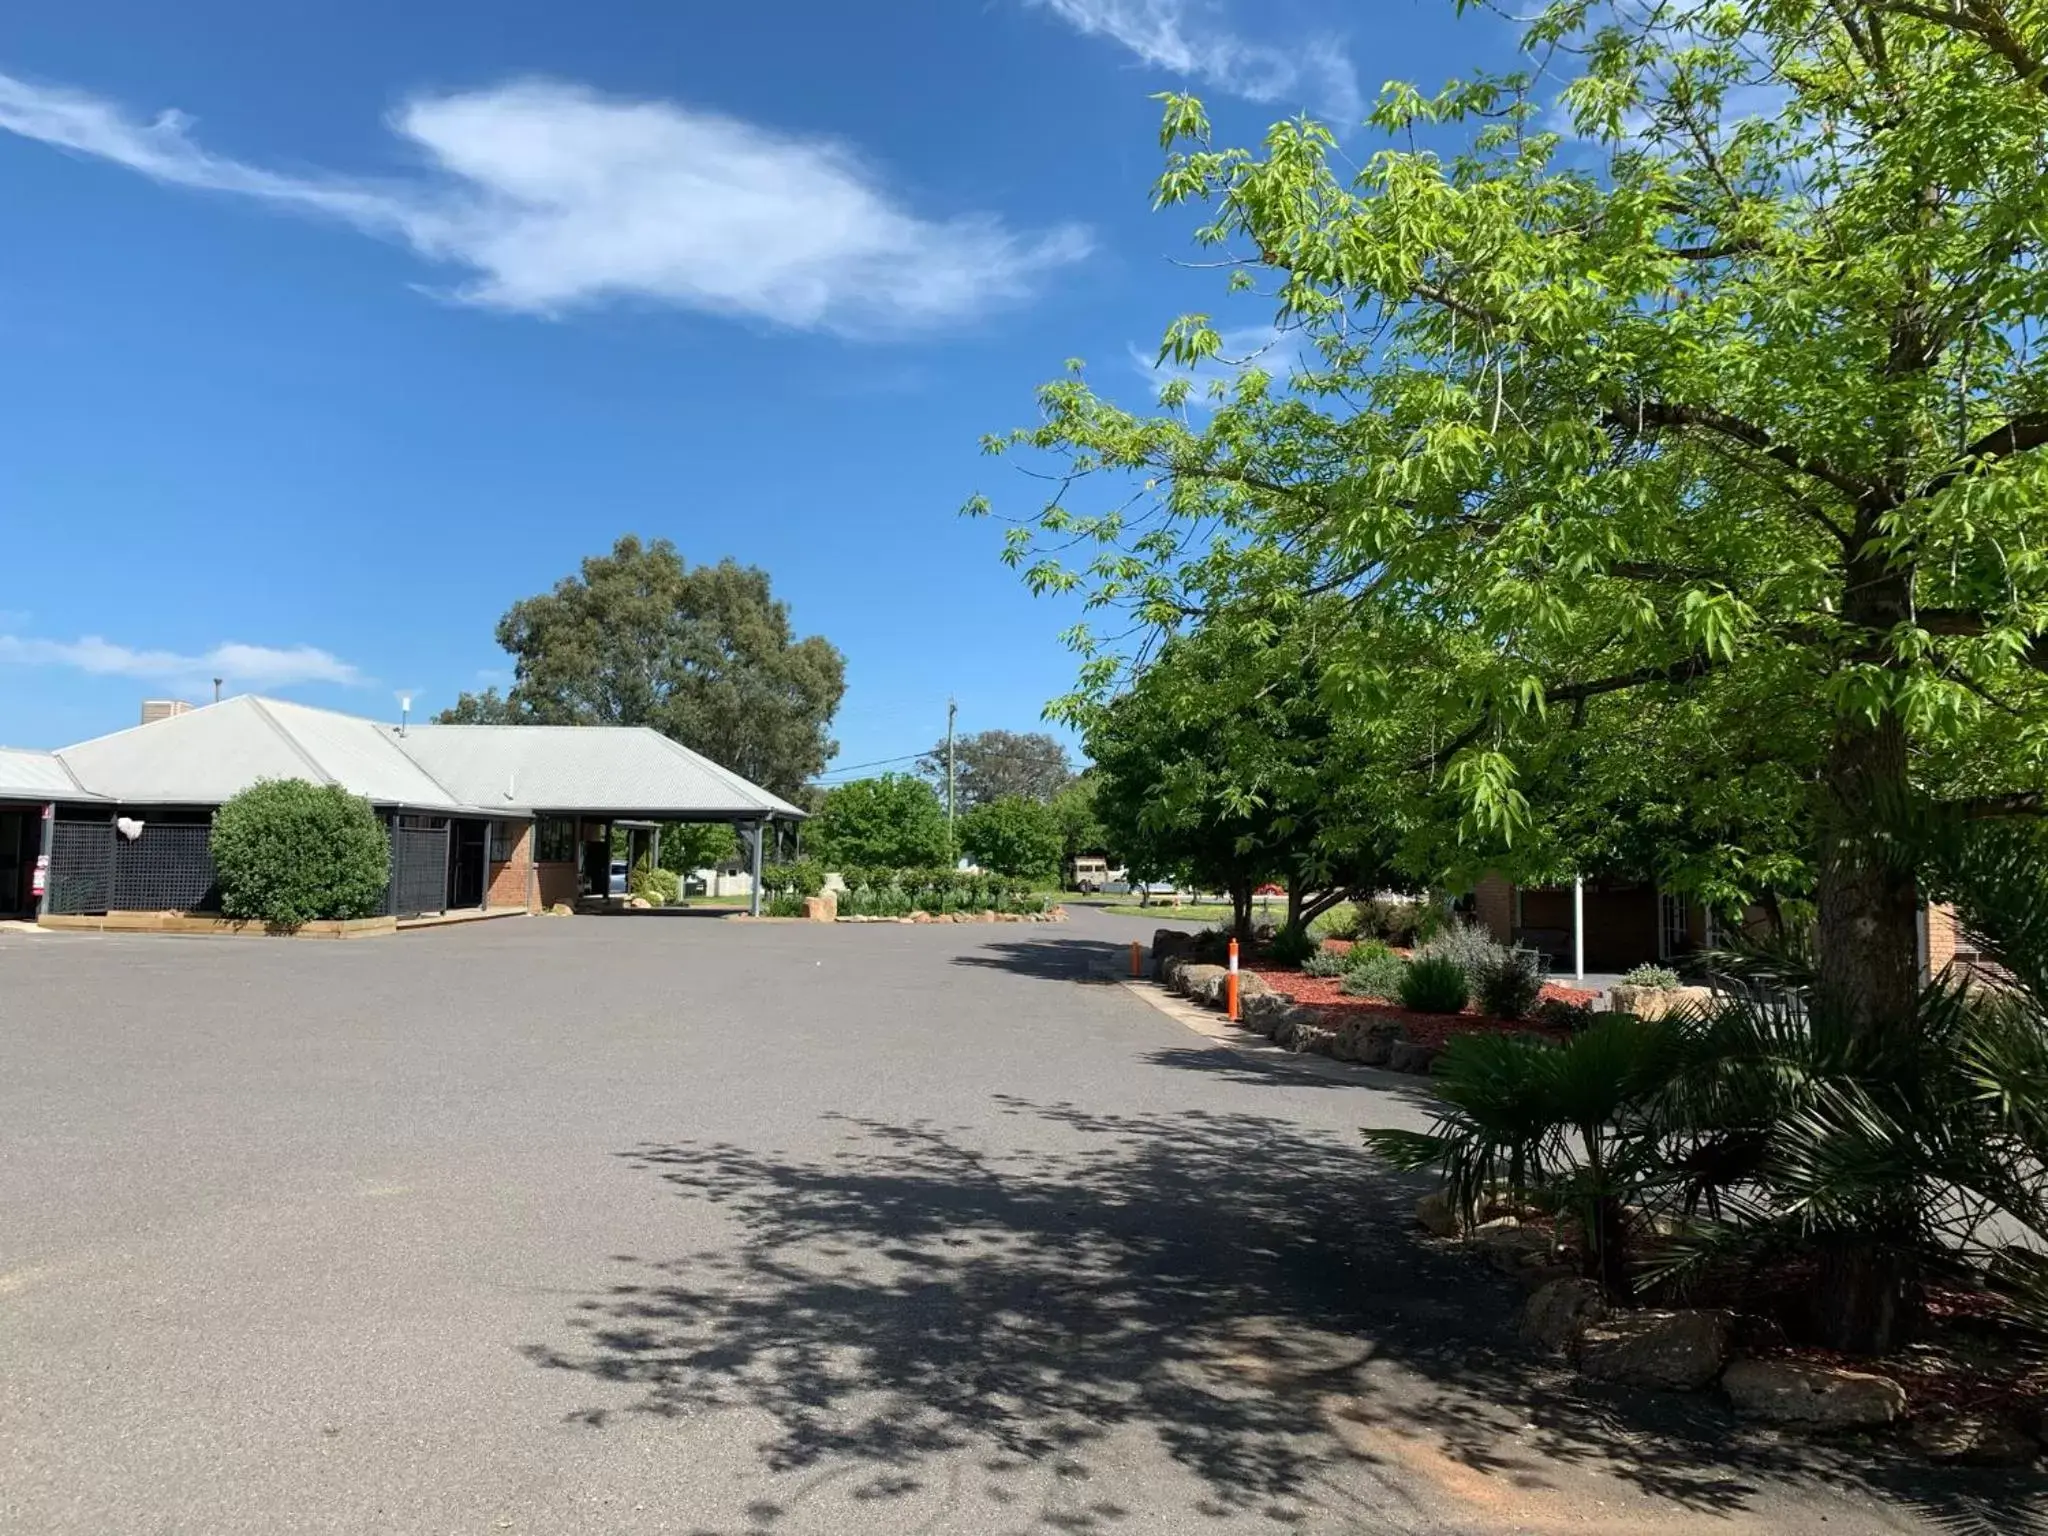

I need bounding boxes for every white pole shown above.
[1573,877,1586,982]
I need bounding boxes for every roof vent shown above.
[140,699,193,726]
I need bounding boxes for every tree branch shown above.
[1918,410,2048,498]
[1954,790,2048,818]
[1865,0,2048,102]
[1615,399,1871,504]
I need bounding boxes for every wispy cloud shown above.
[1029,0,1361,122]
[1127,322,1305,405]
[0,634,364,692]
[0,71,1091,336]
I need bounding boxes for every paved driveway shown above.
[0,910,2031,1535]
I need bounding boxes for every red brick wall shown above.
[487,820,535,913]
[1927,901,1959,975]
[1474,872,1514,944]
[536,861,580,910]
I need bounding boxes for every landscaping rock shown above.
[1522,1277,1608,1353]
[1237,971,1274,1001]
[1355,1021,1403,1067]
[1574,1310,1732,1391]
[802,894,837,922]
[1909,1408,2040,1466]
[1470,1217,1557,1276]
[1415,1191,1463,1239]
[1721,1358,1907,1430]
[1387,1039,1441,1075]
[1239,992,1291,1035]
[1606,983,1715,1021]
[1291,1023,1339,1056]
[1176,963,1226,1001]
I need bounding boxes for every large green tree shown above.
[808,774,955,869]
[918,729,1074,808]
[958,795,1064,880]
[440,536,845,797]
[982,2,2048,1349]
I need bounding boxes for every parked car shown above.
[609,859,629,896]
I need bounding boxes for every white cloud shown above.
[1030,0,1361,122]
[1128,322,1305,405]
[0,634,364,691]
[0,71,1091,336]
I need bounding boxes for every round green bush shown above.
[210,779,390,927]
[633,866,683,905]
[1398,953,1470,1014]
[1265,923,1318,966]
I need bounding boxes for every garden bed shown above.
[1247,960,1597,1048]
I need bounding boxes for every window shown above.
[489,821,514,862]
[536,818,577,863]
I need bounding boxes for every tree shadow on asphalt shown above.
[949,937,1134,982]
[1136,1044,1446,1104]
[524,1098,2046,1535]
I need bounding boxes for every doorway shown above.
[447,819,487,910]
[0,808,34,916]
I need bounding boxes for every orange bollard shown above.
[1130,940,1143,978]
[1226,937,1241,1021]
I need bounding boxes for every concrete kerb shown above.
[1117,979,1430,1091]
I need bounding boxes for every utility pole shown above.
[945,698,958,843]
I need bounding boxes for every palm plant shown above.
[1365,1016,1682,1298]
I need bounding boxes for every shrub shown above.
[210,779,390,927]
[1399,954,1470,1014]
[760,860,825,897]
[1533,996,1600,1034]
[1620,963,1682,990]
[1342,948,1411,1000]
[632,866,682,905]
[808,775,953,868]
[1474,946,1549,1020]
[1417,919,1509,984]
[1303,948,1351,978]
[958,795,1062,881]
[1358,895,1428,946]
[1307,902,1361,940]
[1265,923,1318,966]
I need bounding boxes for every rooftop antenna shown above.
[399,694,412,737]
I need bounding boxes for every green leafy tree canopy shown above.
[441,536,845,798]
[959,795,1064,880]
[809,774,954,869]
[919,729,1074,808]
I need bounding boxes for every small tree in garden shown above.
[210,779,389,927]
[959,795,1063,881]
[809,774,954,869]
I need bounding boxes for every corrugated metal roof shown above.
[390,723,805,818]
[0,746,97,801]
[53,696,476,811]
[43,696,801,819]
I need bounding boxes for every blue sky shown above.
[0,0,1506,775]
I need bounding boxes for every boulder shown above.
[1355,1021,1403,1067]
[1721,1358,1907,1430]
[1470,1217,1557,1276]
[1237,971,1274,1000]
[1387,1039,1441,1075]
[1239,992,1291,1036]
[1909,1408,2040,1466]
[1415,1190,1463,1239]
[1574,1310,1732,1392]
[1178,964,1229,1005]
[1291,1023,1339,1056]
[802,893,838,922]
[1522,1277,1608,1353]
[1606,984,1715,1022]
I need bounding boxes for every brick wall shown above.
[487,820,536,913]
[1926,901,1960,976]
[536,860,581,910]
[1474,872,1514,945]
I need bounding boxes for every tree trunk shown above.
[1808,568,1926,1353]
[1230,878,1254,942]
[1286,885,1304,931]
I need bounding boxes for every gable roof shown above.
[40,696,802,820]
[0,746,99,801]
[54,696,479,812]
[388,723,805,819]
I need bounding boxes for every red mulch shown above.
[1248,961,1598,1048]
